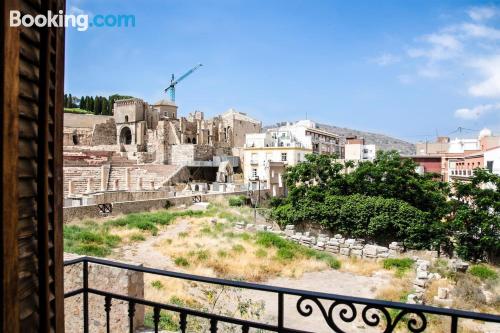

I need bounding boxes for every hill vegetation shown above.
[64,93,133,115]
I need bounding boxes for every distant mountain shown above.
[316,123,416,155]
[265,122,416,155]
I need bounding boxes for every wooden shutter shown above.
[1,0,65,332]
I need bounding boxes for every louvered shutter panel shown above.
[2,0,65,332]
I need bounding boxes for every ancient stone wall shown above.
[91,118,117,145]
[63,128,94,146]
[236,224,405,260]
[64,254,144,333]
[64,113,114,128]
[63,190,261,222]
[171,144,215,165]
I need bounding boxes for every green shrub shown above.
[151,280,164,289]
[174,257,189,267]
[469,265,498,281]
[228,195,246,207]
[383,258,414,277]
[144,310,179,331]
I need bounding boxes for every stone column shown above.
[86,177,93,193]
[125,168,131,190]
[68,180,74,196]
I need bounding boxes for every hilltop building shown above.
[62,98,261,201]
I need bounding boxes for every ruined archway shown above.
[119,126,132,145]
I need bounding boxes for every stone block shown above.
[413,278,427,288]
[351,249,362,257]
[285,224,295,230]
[345,238,356,246]
[334,234,343,239]
[340,247,351,256]
[363,245,378,257]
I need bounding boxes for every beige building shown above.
[243,132,312,195]
[344,136,376,161]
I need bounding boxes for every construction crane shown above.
[164,63,203,102]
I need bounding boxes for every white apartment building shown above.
[344,136,376,161]
[266,120,342,155]
[243,120,342,196]
[485,146,500,175]
[243,132,311,195]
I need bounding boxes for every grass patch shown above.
[178,231,189,238]
[144,310,179,332]
[151,280,164,290]
[255,232,340,269]
[228,195,246,207]
[64,108,93,114]
[129,233,146,242]
[255,248,268,258]
[469,265,498,281]
[383,258,414,277]
[231,244,246,253]
[64,224,120,257]
[105,210,204,235]
[217,250,228,258]
[174,257,190,267]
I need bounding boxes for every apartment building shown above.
[416,129,500,182]
[243,132,311,195]
[344,136,376,161]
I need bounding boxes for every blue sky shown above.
[65,0,500,142]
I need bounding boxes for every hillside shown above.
[265,122,416,155]
[317,123,416,155]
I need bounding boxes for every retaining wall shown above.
[64,254,144,333]
[63,190,267,223]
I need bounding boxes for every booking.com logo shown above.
[10,10,135,31]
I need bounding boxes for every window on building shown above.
[281,153,287,161]
[487,161,493,173]
[125,115,129,122]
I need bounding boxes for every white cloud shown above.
[468,56,500,98]
[467,6,497,21]
[460,23,500,40]
[371,53,400,66]
[407,33,462,61]
[454,103,500,120]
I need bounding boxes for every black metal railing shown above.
[64,256,500,333]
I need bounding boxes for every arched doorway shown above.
[119,126,132,145]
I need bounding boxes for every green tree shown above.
[79,95,85,109]
[450,169,500,261]
[346,151,450,220]
[101,98,108,115]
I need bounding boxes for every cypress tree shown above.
[64,94,68,108]
[94,96,100,114]
[89,97,94,113]
[101,98,108,115]
[68,94,73,108]
[79,96,85,109]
